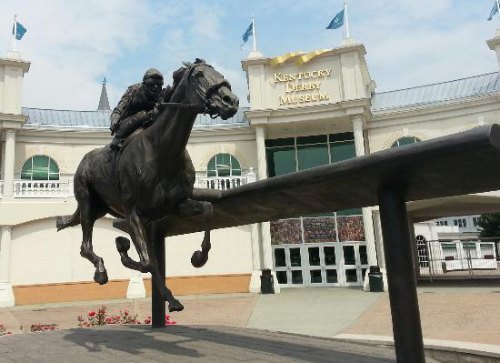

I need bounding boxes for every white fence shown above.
[13,179,74,198]
[195,176,248,190]
[1,172,256,198]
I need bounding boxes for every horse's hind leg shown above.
[128,209,183,312]
[79,198,108,284]
[178,199,213,268]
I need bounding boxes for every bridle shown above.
[159,63,231,118]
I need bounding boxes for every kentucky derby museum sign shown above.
[273,68,332,106]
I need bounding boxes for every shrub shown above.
[0,324,12,336]
[30,323,58,332]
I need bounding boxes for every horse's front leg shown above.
[128,209,184,312]
[115,236,149,273]
[178,199,213,268]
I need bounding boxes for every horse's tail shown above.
[56,206,81,231]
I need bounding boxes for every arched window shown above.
[21,155,60,180]
[207,153,241,177]
[391,136,421,148]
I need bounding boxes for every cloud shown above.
[1,0,166,110]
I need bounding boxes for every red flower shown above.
[88,311,96,317]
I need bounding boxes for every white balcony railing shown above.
[0,168,257,198]
[12,179,74,198]
[196,176,247,190]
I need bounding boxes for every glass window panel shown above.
[310,270,322,284]
[297,144,329,171]
[266,147,296,177]
[207,169,217,177]
[329,132,354,143]
[303,217,337,243]
[207,157,216,172]
[274,249,286,267]
[359,245,368,265]
[361,268,367,280]
[297,135,327,145]
[324,247,336,265]
[336,208,362,216]
[276,271,288,284]
[270,219,302,245]
[330,141,355,163]
[346,269,358,282]
[391,137,421,148]
[48,159,59,174]
[326,269,338,283]
[265,137,294,148]
[337,216,365,242]
[291,270,303,284]
[308,247,321,266]
[343,246,356,265]
[21,156,59,181]
[290,248,302,267]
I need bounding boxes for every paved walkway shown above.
[1,285,500,361]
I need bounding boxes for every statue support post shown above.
[378,187,425,363]
[151,226,166,328]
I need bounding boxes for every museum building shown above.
[1,30,500,307]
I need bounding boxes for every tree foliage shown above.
[477,213,500,239]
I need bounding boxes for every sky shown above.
[1,0,500,111]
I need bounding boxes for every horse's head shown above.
[173,59,239,120]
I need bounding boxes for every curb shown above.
[334,334,500,362]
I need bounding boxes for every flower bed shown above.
[31,323,58,332]
[78,306,176,328]
[0,324,12,336]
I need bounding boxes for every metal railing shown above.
[417,239,500,280]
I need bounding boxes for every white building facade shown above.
[2,30,500,306]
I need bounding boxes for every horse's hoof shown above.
[94,270,108,285]
[191,250,208,268]
[168,300,184,312]
[115,236,130,253]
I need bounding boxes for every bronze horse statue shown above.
[56,59,239,312]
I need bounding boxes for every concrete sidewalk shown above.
[1,285,500,361]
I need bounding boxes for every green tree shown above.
[477,213,500,239]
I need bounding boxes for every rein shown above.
[157,62,229,118]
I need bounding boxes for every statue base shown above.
[126,274,146,299]
[249,270,281,294]
[0,282,15,307]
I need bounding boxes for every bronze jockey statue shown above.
[109,68,173,150]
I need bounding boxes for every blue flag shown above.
[326,9,344,29]
[242,22,253,43]
[12,21,27,40]
[488,1,499,21]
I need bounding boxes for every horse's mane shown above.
[168,58,206,97]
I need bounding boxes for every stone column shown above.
[246,168,263,292]
[352,116,379,290]
[3,130,16,198]
[253,125,280,293]
[0,226,15,307]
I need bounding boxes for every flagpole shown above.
[496,0,500,20]
[12,14,17,52]
[344,0,350,39]
[251,15,257,52]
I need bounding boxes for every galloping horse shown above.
[56,59,239,312]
